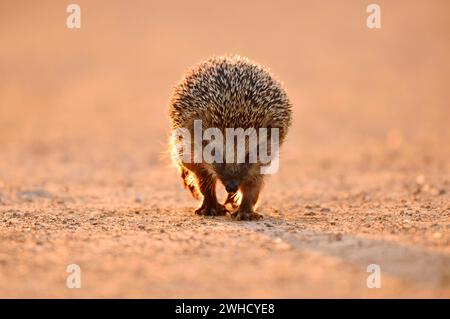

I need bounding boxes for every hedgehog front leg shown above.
[232,176,263,221]
[193,168,228,217]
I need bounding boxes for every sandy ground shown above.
[0,1,449,298]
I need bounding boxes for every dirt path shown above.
[0,139,448,298]
[0,1,449,298]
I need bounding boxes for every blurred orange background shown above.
[1,0,449,160]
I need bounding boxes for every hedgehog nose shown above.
[225,182,239,193]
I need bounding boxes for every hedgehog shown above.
[168,55,292,220]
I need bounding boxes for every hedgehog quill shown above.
[168,56,292,220]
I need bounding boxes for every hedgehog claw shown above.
[224,201,239,211]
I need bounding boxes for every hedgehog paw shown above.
[195,203,229,217]
[231,210,263,221]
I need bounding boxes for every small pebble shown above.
[416,175,425,185]
[433,232,442,239]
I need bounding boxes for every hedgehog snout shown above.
[224,180,239,193]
